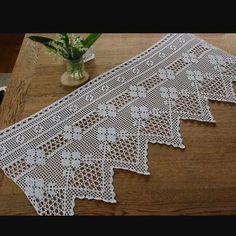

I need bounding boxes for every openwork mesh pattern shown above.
[1,34,236,215]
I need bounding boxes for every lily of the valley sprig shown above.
[28,33,101,61]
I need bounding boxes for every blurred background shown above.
[0,34,24,104]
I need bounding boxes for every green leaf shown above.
[70,46,87,60]
[29,33,102,60]
[29,35,70,59]
[28,36,57,52]
[81,33,101,49]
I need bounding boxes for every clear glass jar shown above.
[65,57,86,80]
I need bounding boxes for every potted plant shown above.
[29,33,101,87]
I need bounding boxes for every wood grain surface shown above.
[0,34,236,215]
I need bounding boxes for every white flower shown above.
[132,68,140,74]
[97,103,116,117]
[69,104,78,112]
[0,145,7,155]
[85,94,93,101]
[130,106,149,119]
[208,54,226,66]
[25,177,45,200]
[158,69,175,80]
[186,70,203,81]
[61,150,80,168]
[15,135,25,144]
[102,85,109,91]
[97,127,106,142]
[129,85,146,98]
[63,125,82,141]
[170,45,176,50]
[25,148,46,166]
[33,125,44,133]
[160,87,169,99]
[118,129,129,140]
[159,52,166,58]
[117,76,125,82]
[158,69,166,79]
[152,108,160,117]
[146,60,154,66]
[107,128,116,142]
[182,52,198,63]
[97,127,116,143]
[179,38,185,43]
[139,107,149,119]
[52,114,61,122]
[130,106,139,119]
[208,55,217,65]
[186,70,204,87]
[160,87,178,99]
[160,87,178,106]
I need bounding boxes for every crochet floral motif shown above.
[0,33,236,216]
[129,85,146,98]
[25,177,45,200]
[69,104,78,112]
[158,69,175,80]
[182,52,198,63]
[25,148,46,166]
[186,70,204,87]
[15,135,25,144]
[97,103,116,117]
[160,87,178,106]
[33,125,44,133]
[52,114,61,123]
[97,127,116,142]
[61,150,80,177]
[63,125,82,141]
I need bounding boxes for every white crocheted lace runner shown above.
[1,34,236,215]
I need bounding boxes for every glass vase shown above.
[61,57,89,87]
[66,58,86,80]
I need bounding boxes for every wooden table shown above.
[0,34,236,215]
